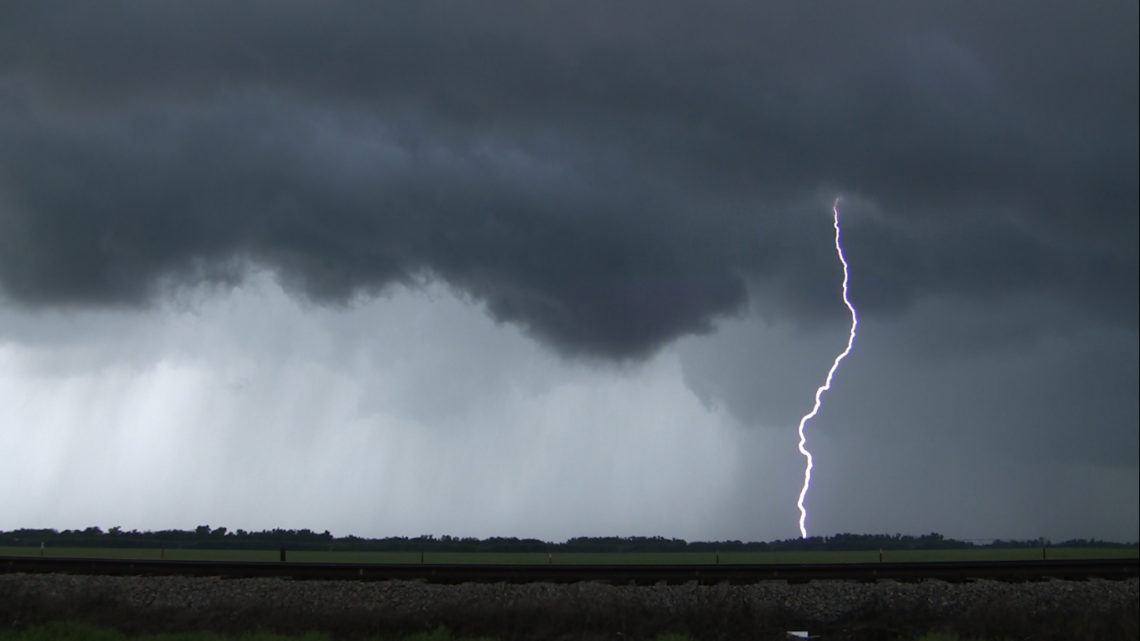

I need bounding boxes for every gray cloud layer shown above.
[1,1,1136,357]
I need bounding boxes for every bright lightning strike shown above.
[795,197,858,539]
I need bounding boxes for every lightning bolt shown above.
[795,197,858,539]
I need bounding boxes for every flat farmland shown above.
[2,546,1135,564]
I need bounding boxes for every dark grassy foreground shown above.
[1,577,1136,641]
[0,622,1130,641]
[0,623,1049,641]
[0,622,502,641]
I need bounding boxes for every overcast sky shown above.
[1,1,1136,543]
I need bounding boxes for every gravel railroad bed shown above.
[2,573,1137,640]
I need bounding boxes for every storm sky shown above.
[1,1,1136,542]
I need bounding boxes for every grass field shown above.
[0,622,500,641]
[0,622,1011,641]
[1,546,1135,564]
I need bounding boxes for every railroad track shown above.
[1,556,1136,585]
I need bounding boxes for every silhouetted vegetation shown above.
[1,527,1135,553]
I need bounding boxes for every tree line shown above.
[1,527,1135,552]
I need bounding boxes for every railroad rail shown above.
[1,556,1136,585]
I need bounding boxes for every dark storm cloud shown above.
[1,1,1136,357]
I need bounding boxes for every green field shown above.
[0,622,501,641]
[0,622,1029,641]
[1,546,1135,564]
